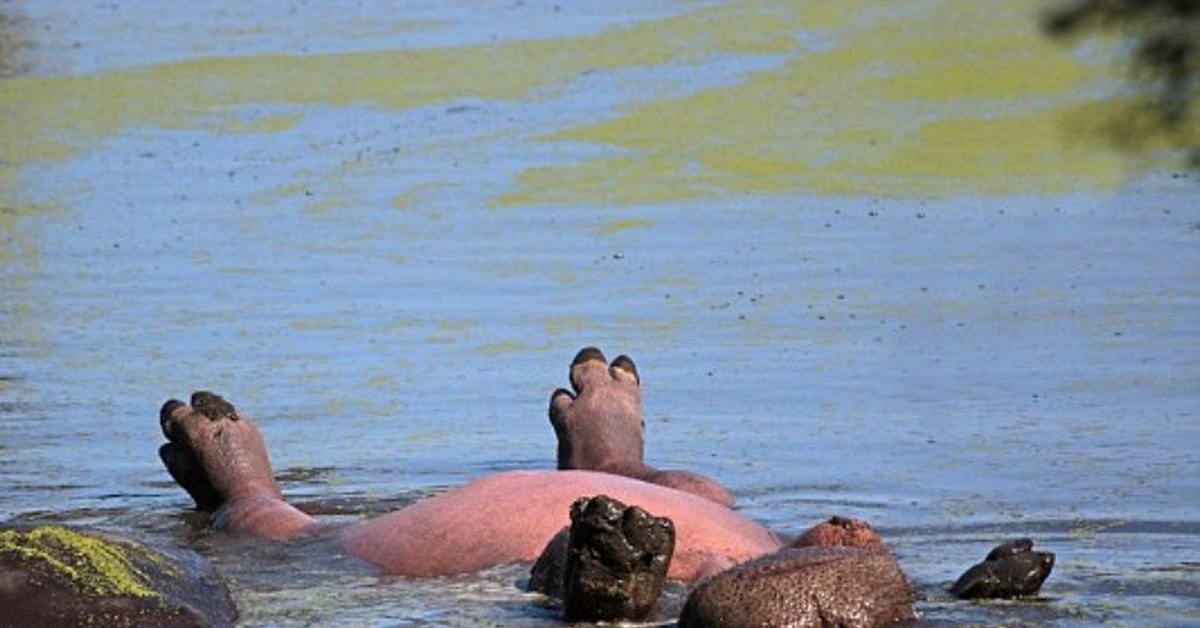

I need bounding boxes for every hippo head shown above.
[549,347,645,473]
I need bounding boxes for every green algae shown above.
[0,0,1135,232]
[0,525,171,599]
[499,0,1130,204]
[594,217,654,237]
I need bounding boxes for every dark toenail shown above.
[611,355,639,382]
[161,399,185,419]
[191,391,239,421]
[573,347,607,366]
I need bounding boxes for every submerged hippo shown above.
[679,516,915,628]
[549,347,735,507]
[158,391,780,581]
[0,524,236,627]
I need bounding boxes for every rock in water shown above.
[0,525,237,627]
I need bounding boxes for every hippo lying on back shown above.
[146,347,1052,627]
[158,390,779,580]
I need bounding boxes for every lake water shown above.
[1,1,1197,626]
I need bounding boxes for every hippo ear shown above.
[610,355,639,386]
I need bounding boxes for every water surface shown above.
[1,1,1197,626]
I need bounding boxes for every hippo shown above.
[676,516,916,628]
[152,349,1050,626]
[158,391,781,581]
[0,524,237,627]
[950,538,1055,599]
[549,347,735,507]
[534,511,917,627]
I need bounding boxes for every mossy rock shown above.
[0,524,236,627]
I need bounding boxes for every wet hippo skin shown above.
[558,494,675,622]
[950,538,1055,599]
[678,516,916,628]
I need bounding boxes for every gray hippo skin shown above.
[549,347,735,507]
[678,517,916,628]
[950,538,1055,599]
[0,525,237,628]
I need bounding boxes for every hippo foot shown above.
[549,347,644,474]
[159,391,281,511]
[549,347,735,506]
[531,494,675,623]
[950,538,1055,599]
[679,516,915,628]
[0,524,237,627]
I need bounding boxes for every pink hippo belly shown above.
[337,470,781,580]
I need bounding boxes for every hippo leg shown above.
[950,538,1056,599]
[159,392,315,538]
[531,495,675,622]
[549,347,735,507]
[549,347,646,472]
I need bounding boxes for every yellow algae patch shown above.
[502,0,1129,204]
[542,315,591,336]
[0,4,792,198]
[0,526,169,599]
[475,339,529,355]
[594,217,654,237]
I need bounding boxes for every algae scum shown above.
[0,526,163,598]
[1,1,1197,626]
[0,525,237,626]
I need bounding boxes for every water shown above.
[2,1,1198,626]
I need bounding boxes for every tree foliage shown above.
[1043,0,1200,166]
